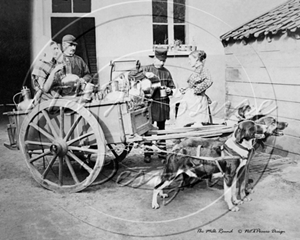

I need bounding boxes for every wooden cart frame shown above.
[3,59,234,193]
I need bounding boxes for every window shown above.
[52,0,91,13]
[152,0,186,45]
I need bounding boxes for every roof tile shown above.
[221,0,300,42]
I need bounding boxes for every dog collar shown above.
[224,138,250,159]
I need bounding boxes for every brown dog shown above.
[152,120,264,211]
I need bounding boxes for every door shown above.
[51,17,98,83]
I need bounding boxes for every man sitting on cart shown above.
[60,34,92,90]
[32,35,92,98]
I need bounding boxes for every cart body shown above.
[4,98,151,149]
[2,59,234,193]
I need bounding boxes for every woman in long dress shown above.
[176,50,213,127]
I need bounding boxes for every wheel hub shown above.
[50,138,68,156]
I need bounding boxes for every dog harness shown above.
[224,136,254,158]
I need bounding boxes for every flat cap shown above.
[62,34,78,45]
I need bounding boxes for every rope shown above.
[116,169,145,187]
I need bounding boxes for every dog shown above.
[252,116,288,137]
[152,120,264,211]
[240,113,289,149]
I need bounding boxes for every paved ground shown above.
[0,118,299,240]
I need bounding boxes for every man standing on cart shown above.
[143,48,175,163]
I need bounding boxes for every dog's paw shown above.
[243,196,252,202]
[233,199,242,205]
[246,188,254,194]
[152,202,160,209]
[160,193,168,198]
[230,206,240,212]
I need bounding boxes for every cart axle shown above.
[50,138,68,157]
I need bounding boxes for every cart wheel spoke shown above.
[29,150,52,164]
[42,109,59,138]
[65,155,79,184]
[25,140,52,147]
[60,107,64,138]
[42,154,58,179]
[67,131,94,146]
[58,156,63,185]
[64,115,82,141]
[68,146,99,154]
[29,122,55,142]
[67,151,92,174]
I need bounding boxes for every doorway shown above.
[51,17,97,83]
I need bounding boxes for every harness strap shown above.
[223,143,249,159]
[214,158,225,176]
[234,140,253,152]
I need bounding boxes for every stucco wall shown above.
[224,33,300,159]
[31,0,286,120]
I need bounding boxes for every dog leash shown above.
[145,144,240,177]
[116,169,145,187]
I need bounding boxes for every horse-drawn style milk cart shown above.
[3,60,234,193]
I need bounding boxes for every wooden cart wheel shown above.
[107,143,133,162]
[19,99,106,193]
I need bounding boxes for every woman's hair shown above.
[49,41,57,47]
[190,50,206,62]
[42,41,60,62]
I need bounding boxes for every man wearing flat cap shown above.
[62,34,92,86]
[142,47,175,163]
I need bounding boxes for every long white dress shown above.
[175,67,212,128]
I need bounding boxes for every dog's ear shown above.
[237,104,251,119]
[179,148,188,155]
[236,121,258,142]
[234,127,245,143]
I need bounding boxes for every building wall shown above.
[31,0,286,121]
[224,34,300,159]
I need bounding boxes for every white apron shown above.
[175,88,210,128]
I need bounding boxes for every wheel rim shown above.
[90,158,119,186]
[19,99,105,193]
[88,143,132,186]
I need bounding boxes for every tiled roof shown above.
[220,0,300,43]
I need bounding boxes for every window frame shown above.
[152,0,187,46]
[52,0,91,14]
